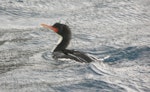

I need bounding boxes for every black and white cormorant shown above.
[41,23,94,63]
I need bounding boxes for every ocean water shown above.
[0,0,150,92]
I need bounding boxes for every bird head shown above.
[41,23,71,37]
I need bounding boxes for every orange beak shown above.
[41,23,58,33]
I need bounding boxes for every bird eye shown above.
[59,25,64,33]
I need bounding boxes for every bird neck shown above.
[53,36,71,52]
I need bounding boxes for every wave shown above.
[87,46,150,64]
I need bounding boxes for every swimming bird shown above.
[41,23,94,63]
